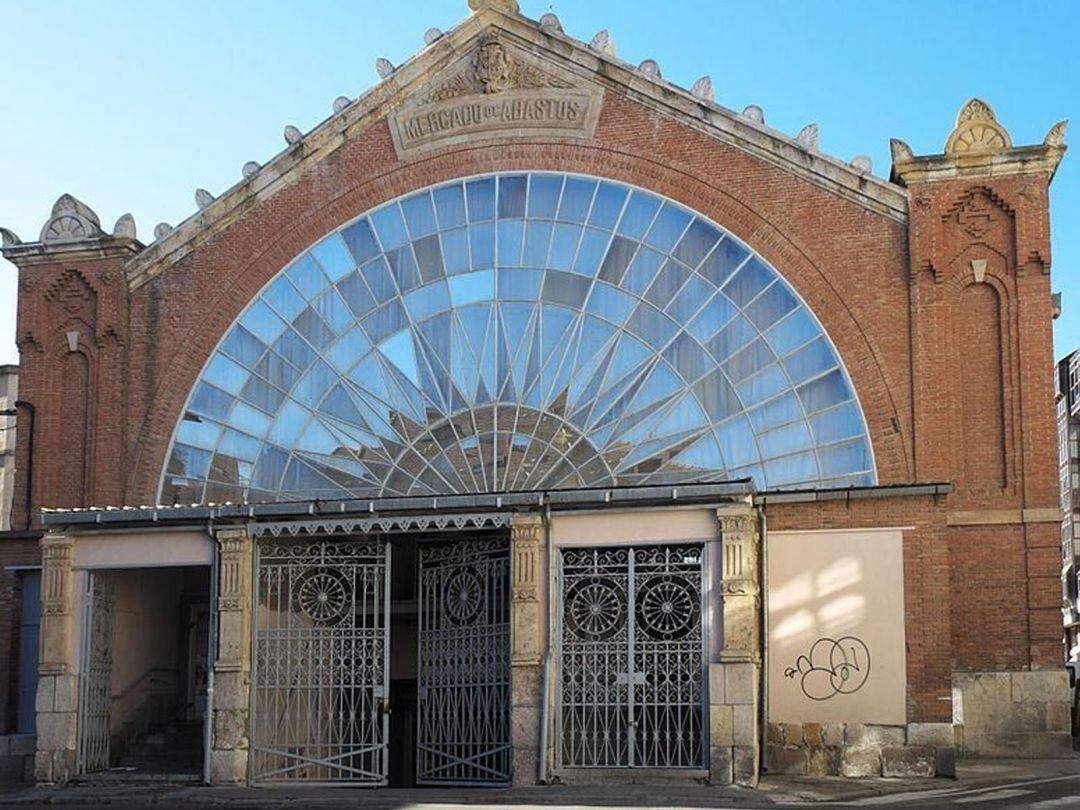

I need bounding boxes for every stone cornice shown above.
[891,143,1066,186]
[123,7,909,290]
[1,236,143,268]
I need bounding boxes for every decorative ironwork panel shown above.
[417,537,511,784]
[558,544,703,769]
[77,572,115,774]
[252,537,389,783]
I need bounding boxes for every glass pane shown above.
[167,171,874,501]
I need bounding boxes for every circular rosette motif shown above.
[443,567,484,625]
[296,568,350,624]
[634,576,698,640]
[565,577,626,641]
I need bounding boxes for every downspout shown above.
[537,502,553,784]
[10,401,34,531]
[202,520,219,785]
[756,501,768,776]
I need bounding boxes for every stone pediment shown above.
[388,33,603,158]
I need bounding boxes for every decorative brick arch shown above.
[125,134,913,504]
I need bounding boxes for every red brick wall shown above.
[5,77,1062,724]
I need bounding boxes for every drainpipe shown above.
[537,503,554,784]
[756,501,768,774]
[202,520,219,785]
[1,401,34,530]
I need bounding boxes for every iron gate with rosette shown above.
[251,537,390,783]
[558,544,705,769]
[417,537,511,784]
[76,572,115,774]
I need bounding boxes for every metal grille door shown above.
[558,544,704,769]
[252,537,389,783]
[77,572,115,774]
[417,537,511,784]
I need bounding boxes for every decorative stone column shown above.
[209,526,254,784]
[35,533,78,783]
[710,505,761,787]
[509,514,544,785]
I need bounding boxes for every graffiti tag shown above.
[784,636,871,701]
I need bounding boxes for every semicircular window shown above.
[161,173,875,504]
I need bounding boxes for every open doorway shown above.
[75,565,211,779]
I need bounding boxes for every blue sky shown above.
[1,0,1077,366]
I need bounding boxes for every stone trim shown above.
[710,503,762,787]
[209,526,253,784]
[35,533,78,783]
[509,514,545,785]
[946,507,1061,526]
[123,7,909,289]
[766,721,954,778]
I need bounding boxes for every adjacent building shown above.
[1057,351,1080,660]
[0,0,1071,788]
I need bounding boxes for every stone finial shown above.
[333,96,351,114]
[539,13,562,32]
[0,227,20,246]
[467,0,519,12]
[39,193,103,242]
[1044,119,1068,147]
[423,27,443,45]
[944,98,1011,154]
[638,59,662,78]
[375,57,395,79]
[283,125,302,145]
[242,161,261,179]
[195,188,215,210]
[112,213,136,239]
[851,155,873,173]
[890,138,915,162]
[589,30,616,56]
[691,76,714,102]
[153,222,173,241]
[795,123,819,151]
[740,105,764,124]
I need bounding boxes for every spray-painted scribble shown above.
[784,636,871,701]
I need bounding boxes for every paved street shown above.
[1,759,1079,808]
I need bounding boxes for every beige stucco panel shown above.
[74,530,213,569]
[767,528,906,725]
[551,508,716,546]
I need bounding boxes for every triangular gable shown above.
[124,4,908,289]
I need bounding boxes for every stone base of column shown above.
[510,663,542,786]
[34,673,78,784]
[708,661,760,787]
[208,669,250,784]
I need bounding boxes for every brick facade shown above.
[0,3,1067,767]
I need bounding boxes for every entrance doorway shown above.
[74,566,211,777]
[556,544,705,769]
[249,532,511,786]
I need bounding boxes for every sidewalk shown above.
[0,758,1076,808]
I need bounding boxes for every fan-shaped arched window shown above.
[161,173,875,504]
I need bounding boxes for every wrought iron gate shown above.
[251,537,389,783]
[557,544,704,769]
[77,572,115,774]
[417,537,511,784]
